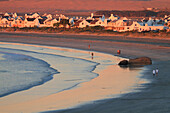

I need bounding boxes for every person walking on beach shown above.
[88,44,90,49]
[156,68,159,76]
[153,69,156,76]
[117,50,121,55]
[91,52,94,59]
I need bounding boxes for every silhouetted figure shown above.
[91,52,94,59]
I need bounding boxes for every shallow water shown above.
[0,51,58,97]
[0,44,99,101]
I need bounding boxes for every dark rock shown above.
[118,60,129,65]
[129,57,152,66]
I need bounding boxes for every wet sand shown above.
[0,32,170,61]
[0,32,170,113]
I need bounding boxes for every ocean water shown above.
[0,51,58,97]
[0,42,100,99]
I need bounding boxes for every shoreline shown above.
[0,32,170,113]
[0,49,59,98]
[0,42,148,113]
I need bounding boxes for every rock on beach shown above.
[118,57,152,66]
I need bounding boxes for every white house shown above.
[37,18,47,27]
[105,20,117,30]
[14,17,25,28]
[0,18,8,27]
[24,18,39,27]
[25,13,40,18]
[138,23,165,32]
[46,14,52,19]
[4,13,13,17]
[74,19,90,28]
[113,20,134,32]
[124,21,141,32]
[7,18,15,27]
[43,18,60,27]
[42,14,53,19]
[89,19,105,27]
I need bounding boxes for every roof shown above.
[90,19,99,24]
[127,21,133,26]
[45,19,53,22]
[3,16,9,19]
[123,20,133,26]
[92,15,103,19]
[27,12,40,16]
[137,22,145,26]
[107,20,111,23]
[27,18,36,21]
[20,17,25,21]
[73,19,79,22]
[112,20,118,22]
[0,14,4,17]
[38,18,46,24]
[108,20,117,24]
[74,20,83,26]
[86,19,93,23]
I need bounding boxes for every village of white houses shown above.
[0,12,170,32]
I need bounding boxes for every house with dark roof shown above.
[74,19,90,28]
[37,18,47,27]
[44,19,54,27]
[51,18,60,26]
[112,18,165,32]
[24,18,39,27]
[89,13,105,21]
[0,18,8,27]
[25,13,40,18]
[7,18,15,27]
[89,19,105,27]
[4,13,13,18]
[13,17,25,28]
[105,20,117,30]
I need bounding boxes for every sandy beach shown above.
[0,32,170,113]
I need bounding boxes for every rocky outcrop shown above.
[118,57,152,66]
[118,60,129,65]
[129,57,152,66]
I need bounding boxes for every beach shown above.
[0,32,170,113]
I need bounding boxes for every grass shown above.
[0,27,169,39]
